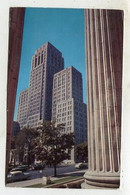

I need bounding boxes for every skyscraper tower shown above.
[52,66,87,162]
[17,42,64,128]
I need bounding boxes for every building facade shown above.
[17,42,64,128]
[17,89,28,128]
[82,9,123,189]
[12,121,20,137]
[52,66,87,162]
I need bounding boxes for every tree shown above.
[33,121,75,177]
[15,127,38,166]
[75,141,88,162]
[10,137,18,168]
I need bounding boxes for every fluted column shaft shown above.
[82,9,123,188]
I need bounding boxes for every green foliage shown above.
[15,127,38,146]
[75,141,88,162]
[10,137,16,150]
[10,121,74,176]
[14,127,38,165]
[32,121,74,176]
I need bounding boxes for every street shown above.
[28,164,85,179]
[6,164,88,187]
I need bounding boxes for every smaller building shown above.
[12,121,20,137]
[52,66,87,163]
[17,89,28,129]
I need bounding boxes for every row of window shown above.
[18,113,27,118]
[53,86,65,92]
[54,69,70,78]
[19,96,28,104]
[30,76,44,85]
[34,52,46,67]
[19,104,28,108]
[58,109,72,114]
[19,118,27,124]
[18,107,27,113]
[56,115,72,120]
[54,74,71,88]
[29,91,41,97]
[57,106,72,112]
[53,90,65,97]
[57,101,72,108]
[28,114,39,121]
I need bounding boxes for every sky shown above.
[14,8,87,120]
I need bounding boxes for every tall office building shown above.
[52,66,87,162]
[17,42,64,128]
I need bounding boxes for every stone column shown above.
[6,8,25,177]
[82,9,123,188]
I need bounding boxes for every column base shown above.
[81,170,120,189]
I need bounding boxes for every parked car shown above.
[75,162,88,169]
[11,165,28,172]
[62,160,73,165]
[32,163,45,170]
[7,171,30,183]
[8,165,14,172]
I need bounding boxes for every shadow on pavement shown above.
[51,169,87,179]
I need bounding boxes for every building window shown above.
[58,77,61,87]
[38,55,40,65]
[41,53,43,63]
[54,78,57,88]
[35,57,37,67]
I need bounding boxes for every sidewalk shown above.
[6,176,59,188]
[6,178,44,187]
[6,169,87,188]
